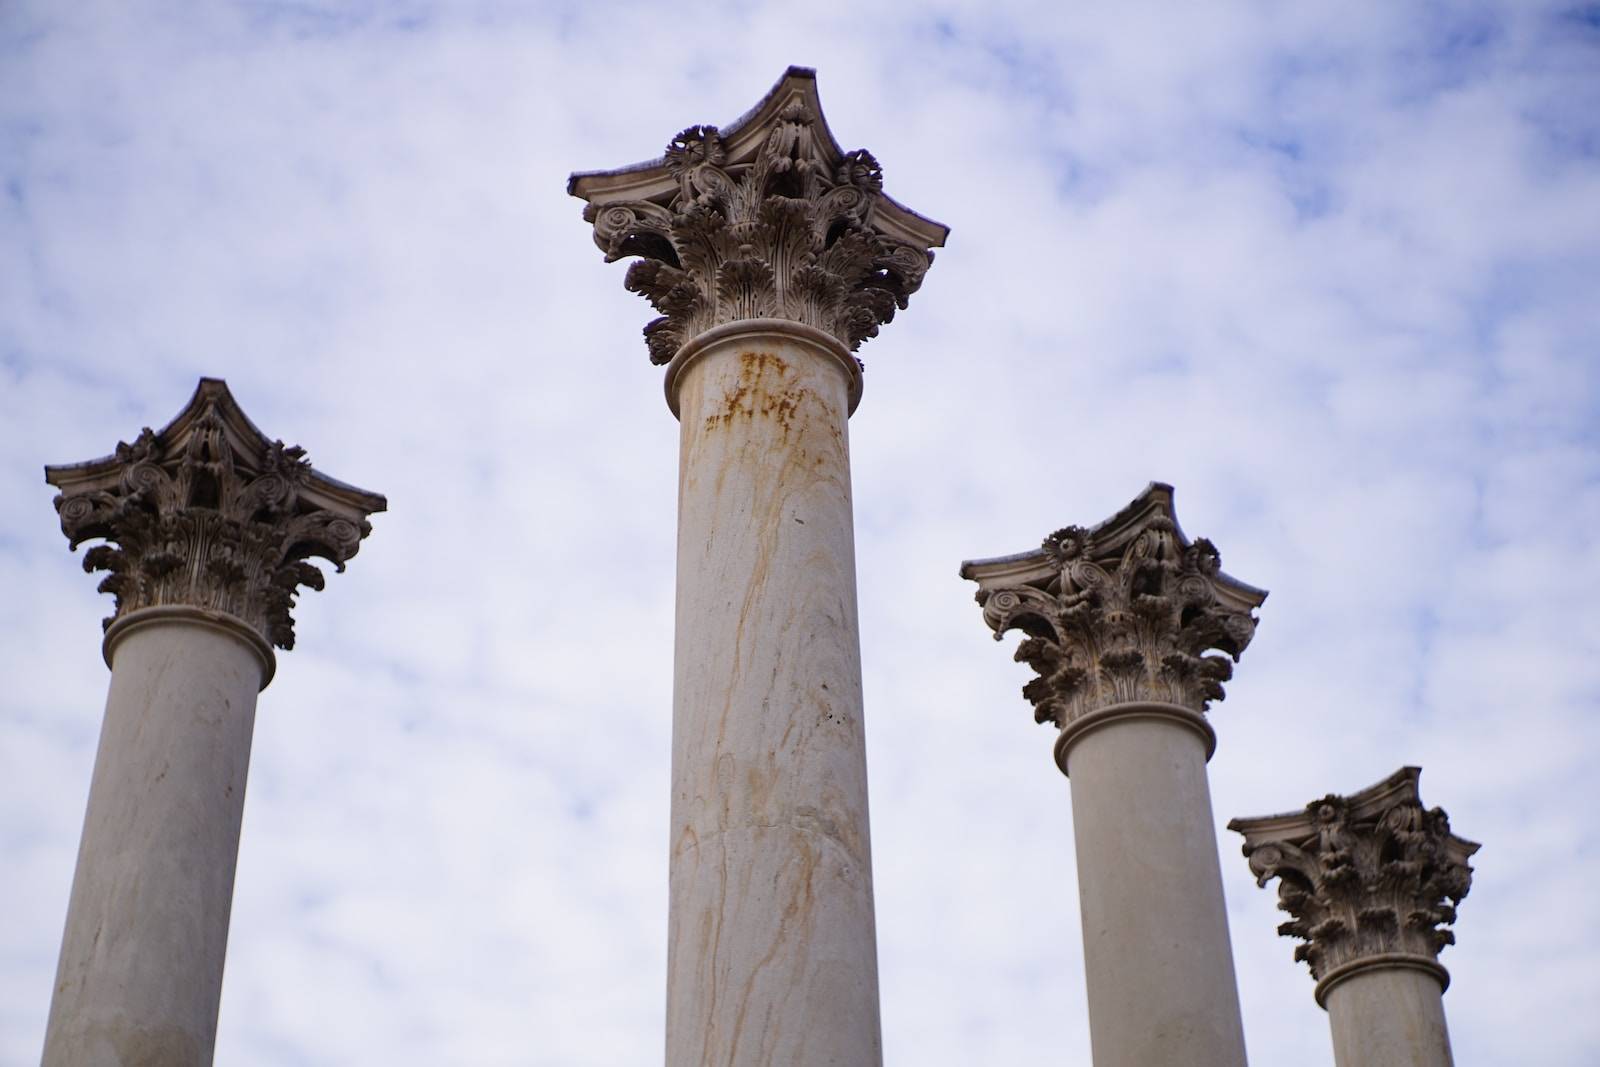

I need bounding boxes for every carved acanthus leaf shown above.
[572,73,943,366]
[1230,768,1479,982]
[46,381,384,651]
[965,489,1263,729]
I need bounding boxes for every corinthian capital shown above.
[1229,767,1479,994]
[568,66,948,366]
[45,378,386,650]
[959,483,1266,730]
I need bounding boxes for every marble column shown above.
[570,67,946,1065]
[1229,767,1478,1067]
[960,483,1266,1067]
[41,378,385,1067]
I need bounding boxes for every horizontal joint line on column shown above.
[675,820,866,867]
[664,318,862,420]
[102,605,276,689]
[1053,701,1217,776]
[1314,953,1451,1008]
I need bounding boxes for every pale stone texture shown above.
[1230,767,1477,1067]
[43,611,269,1067]
[665,320,878,1064]
[962,484,1265,1067]
[570,68,945,1066]
[1065,708,1248,1066]
[1324,964,1454,1067]
[41,379,383,1066]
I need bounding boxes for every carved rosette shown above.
[1230,768,1479,985]
[960,485,1266,731]
[570,69,946,367]
[46,379,386,651]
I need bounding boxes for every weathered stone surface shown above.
[569,69,949,1067]
[1323,964,1456,1067]
[960,482,1266,731]
[1229,766,1479,986]
[42,619,262,1067]
[45,377,385,650]
[569,66,947,368]
[1065,714,1250,1067]
[664,321,881,1065]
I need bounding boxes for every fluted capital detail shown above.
[568,67,948,367]
[45,378,386,651]
[959,483,1266,730]
[1229,767,1479,985]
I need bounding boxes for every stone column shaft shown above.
[41,378,384,1066]
[44,612,269,1065]
[961,484,1266,1067]
[1324,964,1454,1067]
[665,320,878,1063]
[570,67,946,1066]
[1065,708,1247,1065]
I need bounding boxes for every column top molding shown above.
[1229,767,1480,997]
[568,66,948,370]
[662,317,862,418]
[960,482,1267,734]
[45,378,386,652]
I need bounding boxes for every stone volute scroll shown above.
[959,481,1267,771]
[1229,766,1480,1006]
[45,377,386,671]
[567,65,948,389]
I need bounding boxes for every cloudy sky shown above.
[3,1,1598,1063]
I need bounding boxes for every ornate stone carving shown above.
[45,379,386,650]
[959,483,1266,729]
[1229,767,1479,983]
[569,67,948,366]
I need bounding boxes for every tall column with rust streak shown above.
[41,379,384,1066]
[1231,767,1479,1067]
[570,67,946,1064]
[961,484,1266,1067]
[669,319,871,1061]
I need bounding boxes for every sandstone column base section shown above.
[42,607,272,1067]
[663,319,881,1067]
[1060,703,1249,1067]
[1320,958,1454,1067]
